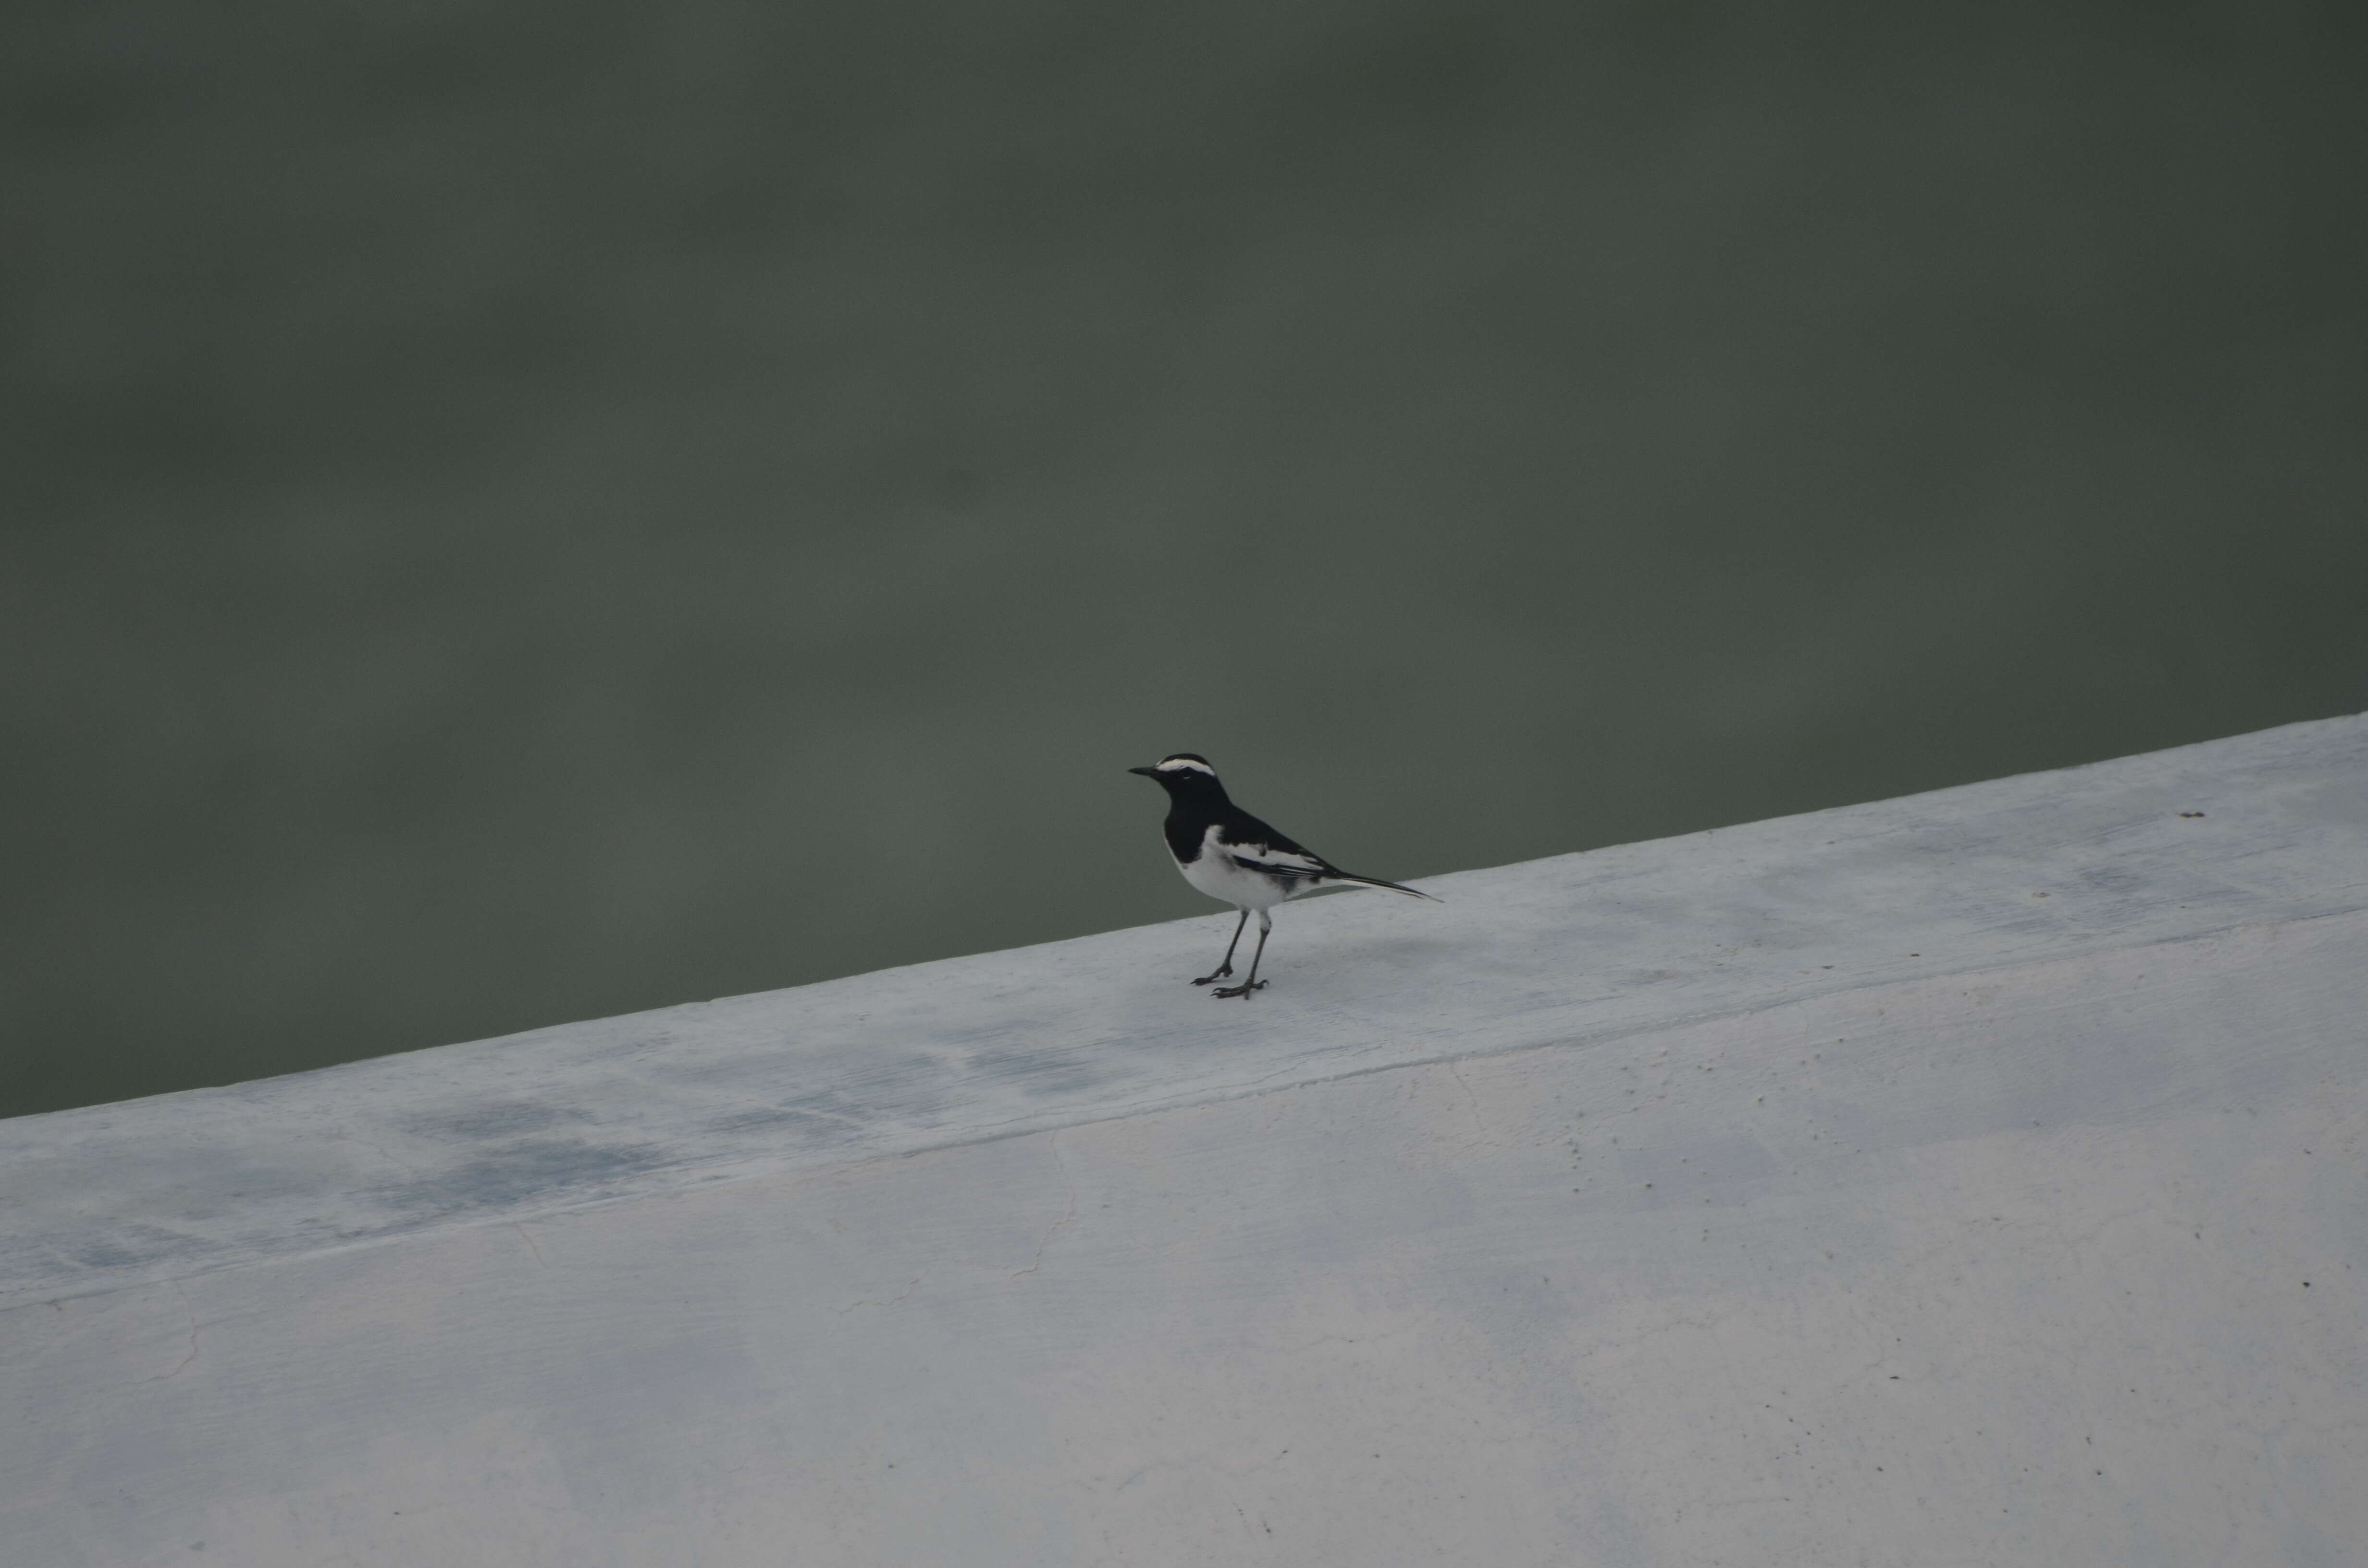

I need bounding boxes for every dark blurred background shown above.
[4,0,2364,1119]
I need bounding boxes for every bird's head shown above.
[1128,753,1227,798]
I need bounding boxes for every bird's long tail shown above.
[1327,871,1441,902]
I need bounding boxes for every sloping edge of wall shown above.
[2,715,2364,1566]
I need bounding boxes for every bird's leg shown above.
[1193,909,1250,985]
[1213,910,1271,998]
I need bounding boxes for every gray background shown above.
[4,0,2363,1118]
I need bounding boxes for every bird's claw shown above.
[1191,967,1233,986]
[1211,980,1267,999]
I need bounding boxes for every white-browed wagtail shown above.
[1129,753,1438,998]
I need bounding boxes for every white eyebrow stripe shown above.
[1156,758,1215,774]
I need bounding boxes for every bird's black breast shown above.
[1162,804,1214,863]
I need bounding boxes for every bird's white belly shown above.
[1179,825,1297,910]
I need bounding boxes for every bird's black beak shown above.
[1127,765,1161,778]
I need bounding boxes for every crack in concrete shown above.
[1109,1444,1296,1496]
[163,1281,200,1379]
[1446,1058,1488,1149]
[1009,1131,1078,1280]
[836,1267,931,1314]
[336,1128,425,1178]
[133,1280,202,1384]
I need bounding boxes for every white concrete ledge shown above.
[4,716,2365,1565]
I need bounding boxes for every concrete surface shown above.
[3,715,2364,1566]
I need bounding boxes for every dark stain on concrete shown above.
[390,1138,674,1213]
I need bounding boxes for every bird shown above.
[1128,753,1437,998]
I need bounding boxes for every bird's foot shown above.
[1210,980,1267,999]
[1191,966,1233,986]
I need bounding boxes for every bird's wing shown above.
[1214,810,1332,880]
[1226,840,1332,881]
[1225,824,1440,900]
